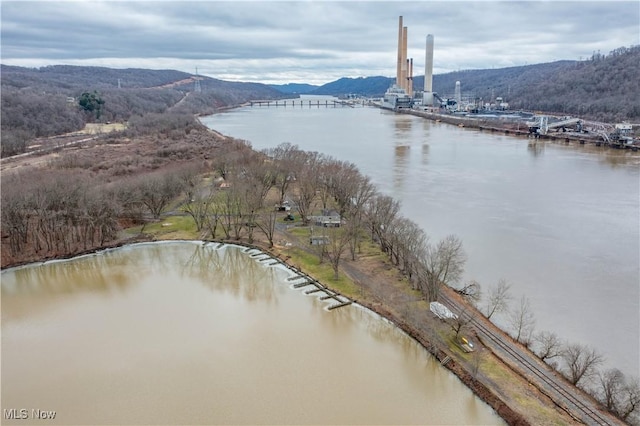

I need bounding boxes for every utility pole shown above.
[194,67,202,93]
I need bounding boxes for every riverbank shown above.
[247,226,623,426]
[401,108,640,150]
[2,212,624,425]
[0,120,629,425]
[25,214,615,425]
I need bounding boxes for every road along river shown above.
[201,102,639,378]
[1,242,503,425]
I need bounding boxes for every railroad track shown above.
[439,292,620,426]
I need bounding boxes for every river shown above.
[200,101,640,378]
[1,242,502,425]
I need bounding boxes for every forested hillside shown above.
[2,45,637,157]
[0,65,285,157]
[430,46,639,122]
[311,76,392,96]
[312,45,640,123]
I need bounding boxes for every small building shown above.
[310,236,330,245]
[309,210,342,227]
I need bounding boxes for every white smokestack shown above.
[423,34,434,106]
[455,81,461,111]
[424,34,434,93]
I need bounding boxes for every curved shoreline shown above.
[1,237,524,425]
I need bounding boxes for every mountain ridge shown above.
[2,44,638,156]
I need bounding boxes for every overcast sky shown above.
[2,1,639,85]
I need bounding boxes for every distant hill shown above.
[2,45,638,157]
[309,46,640,122]
[310,76,391,97]
[269,83,318,94]
[0,64,285,98]
[0,65,196,91]
[0,64,286,156]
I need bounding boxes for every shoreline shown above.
[0,237,526,425]
[1,109,629,425]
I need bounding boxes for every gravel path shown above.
[275,223,623,426]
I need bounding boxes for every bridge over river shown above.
[248,99,368,108]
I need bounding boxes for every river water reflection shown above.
[1,242,503,425]
[201,105,639,378]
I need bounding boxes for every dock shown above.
[234,242,355,311]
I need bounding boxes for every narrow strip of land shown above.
[268,224,623,426]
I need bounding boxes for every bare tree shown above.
[598,368,626,414]
[255,208,278,248]
[1,187,31,255]
[397,219,428,282]
[219,186,243,240]
[182,185,216,232]
[324,225,351,280]
[324,159,360,218]
[448,304,474,341]
[508,295,536,346]
[138,172,183,219]
[560,342,604,386]
[596,369,640,423]
[417,234,466,302]
[364,194,400,255]
[619,377,640,423]
[534,331,562,362]
[115,180,145,226]
[346,174,376,260]
[262,142,301,205]
[204,201,223,240]
[483,278,512,320]
[291,151,323,225]
[176,162,205,202]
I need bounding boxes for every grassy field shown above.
[125,215,198,240]
[81,122,126,135]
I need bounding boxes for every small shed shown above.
[310,236,330,245]
[309,215,341,227]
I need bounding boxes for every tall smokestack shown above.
[408,58,413,97]
[396,16,403,87]
[455,81,461,111]
[423,34,434,106]
[424,34,434,92]
[401,26,408,92]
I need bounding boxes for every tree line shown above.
[0,64,286,158]
[1,130,637,424]
[454,278,639,425]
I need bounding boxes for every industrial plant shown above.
[379,16,638,150]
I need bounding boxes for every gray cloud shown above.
[2,1,638,84]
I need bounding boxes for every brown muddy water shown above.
[201,104,639,378]
[1,242,503,425]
